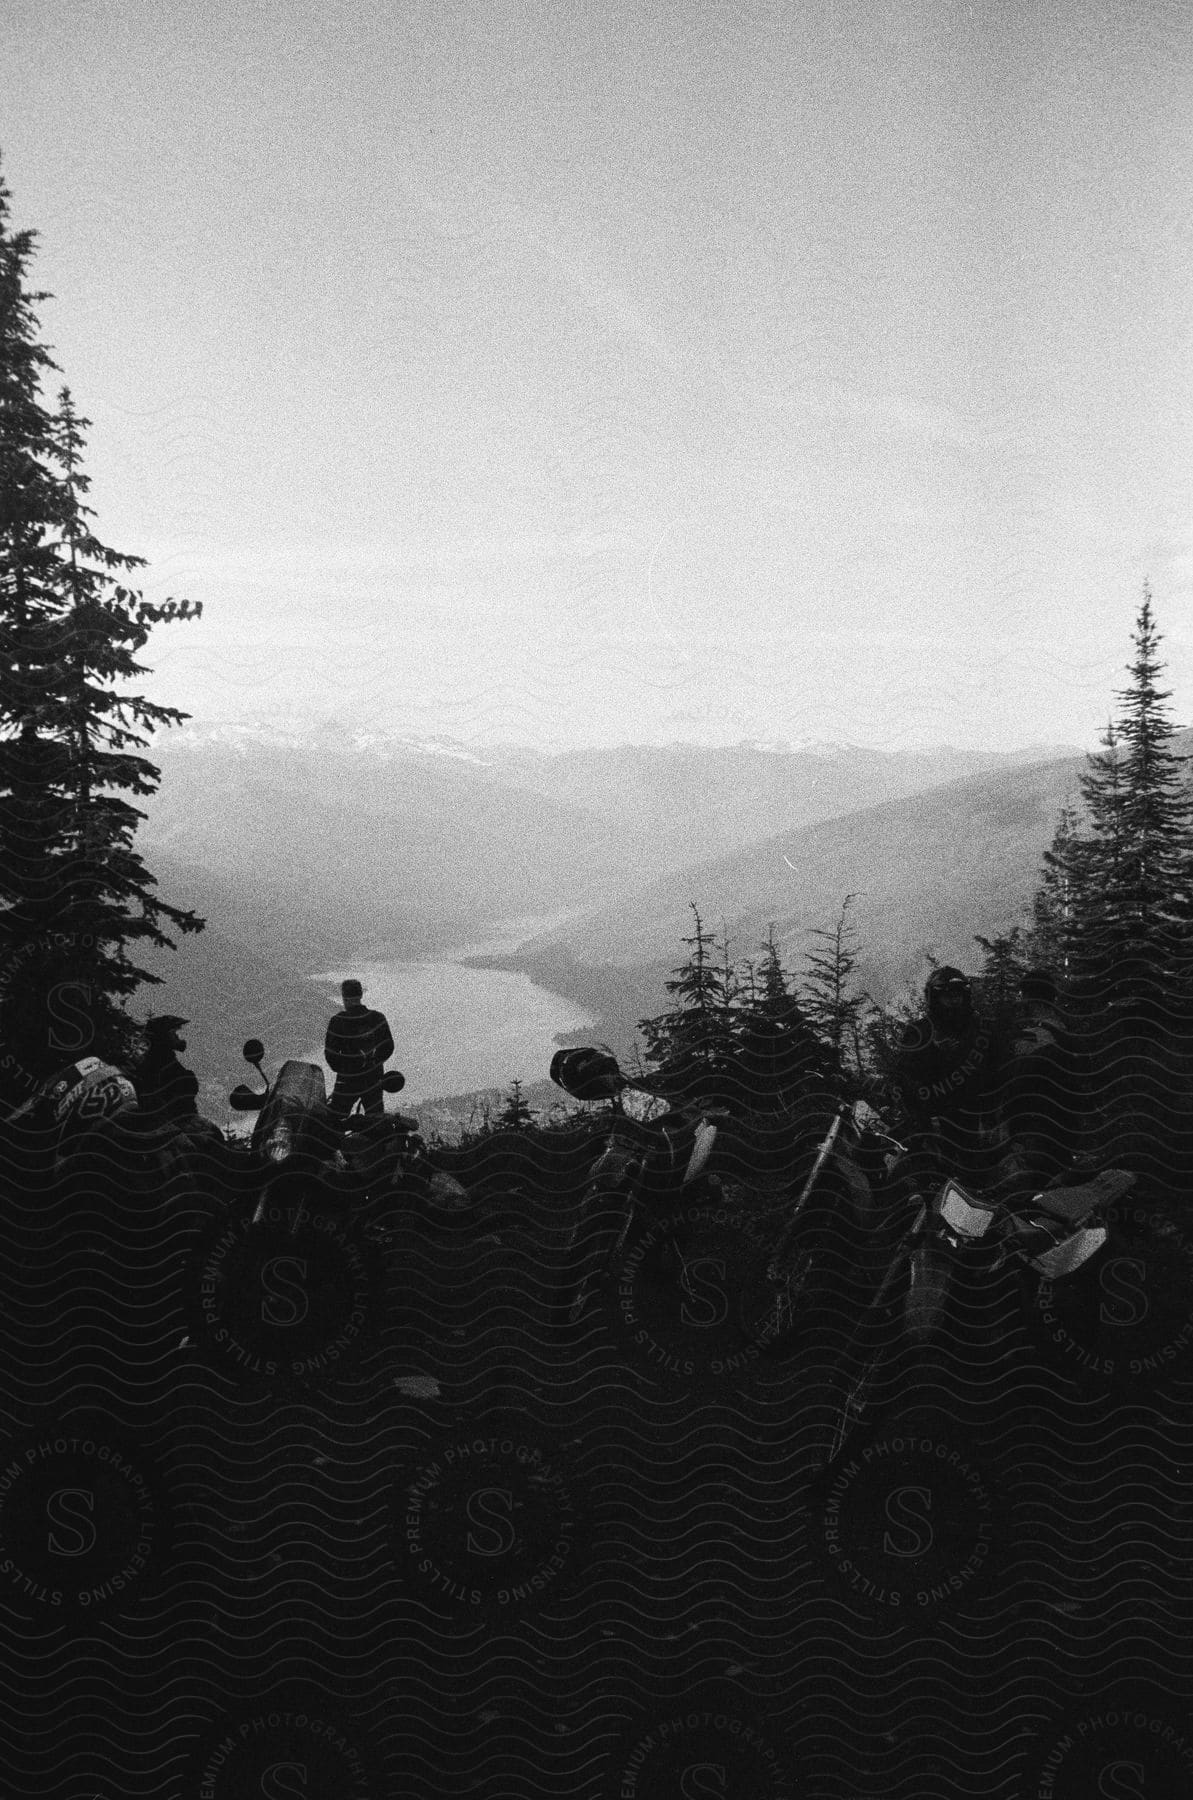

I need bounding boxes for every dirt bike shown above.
[822,1152,1136,1465]
[734,1095,902,1357]
[546,1048,723,1330]
[229,1038,416,1222]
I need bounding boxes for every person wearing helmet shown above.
[135,1015,201,1124]
[888,966,1007,1183]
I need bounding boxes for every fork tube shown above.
[770,1102,848,1266]
[837,1202,928,1360]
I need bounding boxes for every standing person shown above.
[888,966,1008,1185]
[136,1015,201,1124]
[325,979,394,1120]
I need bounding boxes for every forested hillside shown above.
[481,726,1193,1072]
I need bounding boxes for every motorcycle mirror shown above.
[382,1071,406,1093]
[242,1038,266,1066]
[229,1084,267,1112]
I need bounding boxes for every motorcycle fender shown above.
[1029,1223,1108,1280]
[682,1121,718,1185]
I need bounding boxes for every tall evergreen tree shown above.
[801,893,871,1086]
[736,926,830,1111]
[637,904,737,1102]
[971,926,1031,1053]
[1027,803,1082,975]
[972,927,1029,1007]
[1028,591,1193,1184]
[0,168,203,1092]
[1107,595,1193,957]
[1041,593,1193,1010]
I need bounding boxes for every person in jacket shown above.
[325,979,395,1120]
[136,1015,201,1124]
[888,966,1008,1182]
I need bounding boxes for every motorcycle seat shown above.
[1032,1167,1135,1223]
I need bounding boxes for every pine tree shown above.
[972,927,1028,1007]
[1027,804,1082,975]
[637,904,736,1102]
[972,926,1031,1052]
[1027,591,1193,1185]
[801,894,871,1087]
[733,926,831,1113]
[1041,593,1193,1012]
[757,931,789,1011]
[496,1078,535,1131]
[861,990,921,1111]
[0,168,203,1092]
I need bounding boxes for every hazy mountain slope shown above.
[137,725,1083,969]
[484,739,1081,870]
[516,752,1088,971]
[463,751,1106,1065]
[502,728,1193,1060]
[139,726,646,955]
[129,723,1166,1097]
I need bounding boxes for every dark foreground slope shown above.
[1,1150,1190,1798]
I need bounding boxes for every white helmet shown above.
[50,1057,138,1142]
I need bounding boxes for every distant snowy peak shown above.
[345,731,493,766]
[153,719,494,766]
[151,719,1082,770]
[778,737,863,758]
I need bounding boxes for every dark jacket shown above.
[888,976,1009,1178]
[136,1046,200,1121]
[890,1012,1002,1126]
[324,1006,394,1078]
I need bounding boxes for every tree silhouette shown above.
[0,167,202,1093]
[801,894,871,1087]
[1027,591,1193,1182]
[637,904,737,1105]
[497,1077,535,1131]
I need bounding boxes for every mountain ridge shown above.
[468,738,1193,1064]
[128,723,1125,1101]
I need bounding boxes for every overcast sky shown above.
[3,0,1192,752]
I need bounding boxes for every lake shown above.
[306,913,594,1105]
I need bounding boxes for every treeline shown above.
[485,595,1193,1193]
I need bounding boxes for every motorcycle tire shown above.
[823,1232,920,1464]
[903,1240,954,1342]
[550,1183,635,1332]
[825,1356,878,1465]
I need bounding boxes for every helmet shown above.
[924,966,973,1027]
[549,1047,624,1102]
[925,965,970,997]
[51,1058,138,1142]
[145,1014,189,1037]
